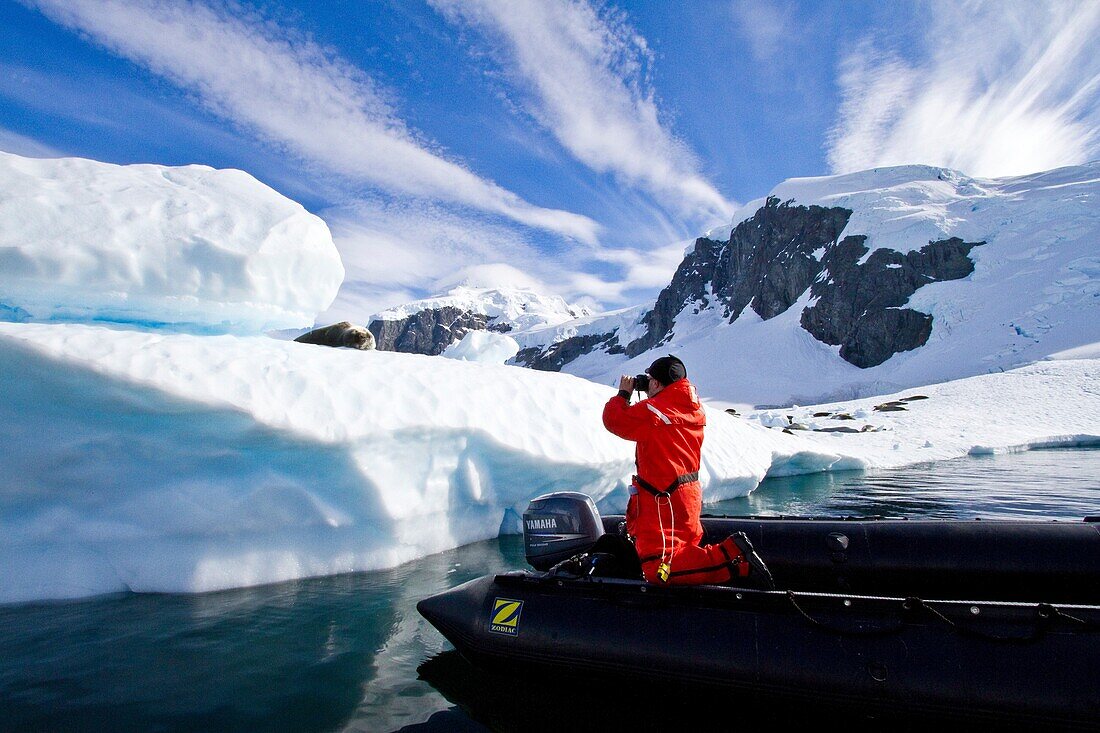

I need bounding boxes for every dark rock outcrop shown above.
[295,321,376,350]
[621,196,982,369]
[513,332,623,371]
[626,197,853,356]
[368,307,489,355]
[800,237,981,367]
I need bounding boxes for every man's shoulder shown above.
[651,384,705,424]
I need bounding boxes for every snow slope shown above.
[1,321,1097,604]
[550,163,1100,407]
[0,152,342,333]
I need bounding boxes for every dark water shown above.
[708,445,1100,520]
[1,448,1097,733]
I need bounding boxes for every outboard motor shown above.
[523,492,604,570]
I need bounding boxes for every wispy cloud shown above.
[323,199,548,293]
[730,0,794,64]
[25,0,599,244]
[318,194,686,318]
[431,0,734,226]
[593,241,687,293]
[0,125,65,158]
[828,0,1100,178]
[318,197,604,316]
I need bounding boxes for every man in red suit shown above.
[603,355,772,586]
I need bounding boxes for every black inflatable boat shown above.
[418,493,1100,727]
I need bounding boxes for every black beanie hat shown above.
[647,355,687,386]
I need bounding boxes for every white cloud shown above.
[430,263,549,293]
[322,199,547,291]
[730,0,794,63]
[561,270,630,305]
[594,240,688,291]
[318,196,674,317]
[0,127,65,158]
[318,198,612,314]
[26,0,600,244]
[828,0,1100,178]
[312,280,420,328]
[431,0,734,225]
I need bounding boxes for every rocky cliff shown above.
[369,306,491,355]
[517,195,983,372]
[625,197,856,357]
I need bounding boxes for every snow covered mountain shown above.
[513,163,1100,406]
[367,285,592,356]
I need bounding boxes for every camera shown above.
[632,374,650,393]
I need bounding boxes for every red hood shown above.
[649,379,705,426]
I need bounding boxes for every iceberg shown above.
[0,152,343,333]
[1,321,1098,604]
[442,330,520,363]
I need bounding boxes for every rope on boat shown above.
[784,591,905,637]
[782,591,1098,642]
[1041,603,1100,631]
[910,598,1051,644]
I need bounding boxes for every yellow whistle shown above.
[657,562,671,583]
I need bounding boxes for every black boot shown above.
[730,531,776,590]
[547,552,588,578]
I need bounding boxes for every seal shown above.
[294,321,376,350]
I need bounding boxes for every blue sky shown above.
[1,0,1098,318]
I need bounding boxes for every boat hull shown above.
[419,573,1100,726]
[419,516,1100,726]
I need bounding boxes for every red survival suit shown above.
[602,378,749,585]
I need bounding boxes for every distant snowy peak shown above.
[509,304,646,374]
[373,285,593,326]
[367,285,593,355]
[513,161,1100,406]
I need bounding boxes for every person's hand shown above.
[618,375,634,392]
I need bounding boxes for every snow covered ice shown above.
[0,152,343,333]
[442,330,520,363]
[2,322,1098,604]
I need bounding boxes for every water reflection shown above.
[709,447,1100,520]
[0,537,525,733]
[408,650,1005,733]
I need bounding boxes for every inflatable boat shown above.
[418,493,1100,727]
